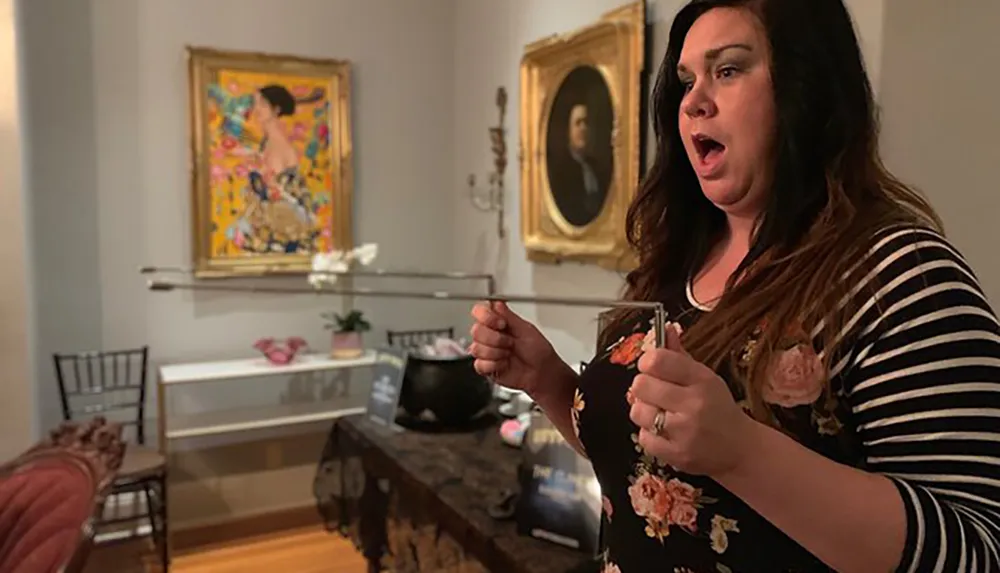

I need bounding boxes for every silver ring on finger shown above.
[652,409,667,437]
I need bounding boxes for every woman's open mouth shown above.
[693,134,725,162]
[691,133,726,178]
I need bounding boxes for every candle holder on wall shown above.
[467,86,508,239]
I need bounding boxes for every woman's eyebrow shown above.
[677,43,754,74]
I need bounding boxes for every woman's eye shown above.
[716,66,739,80]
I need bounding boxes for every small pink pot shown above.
[330,331,364,359]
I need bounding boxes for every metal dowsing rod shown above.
[142,272,669,348]
[139,265,498,295]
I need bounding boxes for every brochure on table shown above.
[516,411,603,555]
[365,346,408,432]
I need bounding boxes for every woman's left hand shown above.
[629,326,759,477]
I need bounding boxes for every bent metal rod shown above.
[143,277,668,348]
[139,265,498,295]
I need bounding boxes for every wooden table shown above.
[313,412,599,573]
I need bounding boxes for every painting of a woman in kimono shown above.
[188,47,353,277]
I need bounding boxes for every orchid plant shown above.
[321,309,372,333]
[309,244,378,344]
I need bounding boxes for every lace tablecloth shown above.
[312,412,597,573]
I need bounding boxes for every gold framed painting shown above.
[187,46,354,278]
[519,2,645,271]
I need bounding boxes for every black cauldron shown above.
[398,353,494,426]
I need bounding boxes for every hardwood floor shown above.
[85,527,369,573]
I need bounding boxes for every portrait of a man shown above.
[519,1,645,269]
[545,65,614,228]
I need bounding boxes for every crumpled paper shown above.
[415,336,469,358]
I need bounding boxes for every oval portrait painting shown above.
[545,65,615,228]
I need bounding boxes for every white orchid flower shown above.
[307,272,331,288]
[326,260,350,274]
[313,250,346,268]
[309,251,352,287]
[350,243,378,266]
[307,244,378,287]
[312,251,350,271]
[311,252,329,272]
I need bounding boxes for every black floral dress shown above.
[572,227,1000,572]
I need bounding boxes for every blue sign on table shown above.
[365,346,408,428]
[516,411,603,555]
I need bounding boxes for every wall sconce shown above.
[467,86,508,239]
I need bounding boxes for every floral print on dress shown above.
[630,431,644,455]
[762,343,825,407]
[709,514,740,554]
[736,319,767,368]
[812,406,844,435]
[577,295,865,570]
[735,317,847,439]
[610,332,645,366]
[605,315,683,368]
[602,495,614,522]
[626,464,720,542]
[572,388,585,438]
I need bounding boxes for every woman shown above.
[469,1,1000,572]
[210,82,323,253]
[248,85,316,212]
[243,85,320,253]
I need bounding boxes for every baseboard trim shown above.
[171,504,323,551]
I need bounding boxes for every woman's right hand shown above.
[468,301,561,398]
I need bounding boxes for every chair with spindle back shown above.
[53,346,169,571]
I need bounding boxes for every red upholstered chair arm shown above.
[0,417,125,573]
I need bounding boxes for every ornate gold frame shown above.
[187,46,354,278]
[519,2,645,271]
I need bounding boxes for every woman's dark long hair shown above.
[604,0,941,422]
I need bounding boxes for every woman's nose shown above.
[682,85,717,119]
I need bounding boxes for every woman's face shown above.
[677,7,776,219]
[252,92,275,123]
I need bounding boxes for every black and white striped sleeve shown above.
[846,227,1000,573]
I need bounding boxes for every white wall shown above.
[92,0,460,364]
[18,0,103,437]
[19,0,461,434]
[451,0,887,367]
[0,0,35,460]
[878,0,999,304]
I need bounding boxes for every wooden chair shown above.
[53,346,169,571]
